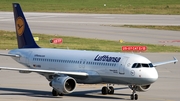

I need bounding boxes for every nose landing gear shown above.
[130,85,138,100]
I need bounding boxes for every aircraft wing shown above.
[0,67,88,76]
[152,57,178,67]
[0,53,88,76]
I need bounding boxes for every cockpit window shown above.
[132,63,137,68]
[149,63,154,67]
[141,64,149,67]
[132,63,154,68]
[136,63,141,68]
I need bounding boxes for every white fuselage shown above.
[9,48,158,85]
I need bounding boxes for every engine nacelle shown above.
[49,76,76,94]
[129,84,151,92]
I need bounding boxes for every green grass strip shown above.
[119,25,180,31]
[0,0,180,14]
[0,30,180,52]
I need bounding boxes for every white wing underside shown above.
[0,53,88,76]
[0,67,88,76]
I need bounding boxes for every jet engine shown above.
[136,84,151,92]
[129,84,151,92]
[49,75,76,94]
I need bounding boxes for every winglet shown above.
[173,57,178,64]
[13,3,40,49]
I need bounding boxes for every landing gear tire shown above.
[52,89,58,96]
[130,94,134,100]
[109,86,114,94]
[135,94,138,100]
[58,93,64,96]
[101,85,114,95]
[102,86,108,95]
[130,94,138,100]
[52,89,64,96]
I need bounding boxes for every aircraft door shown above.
[79,59,86,69]
[119,57,129,74]
[26,51,32,67]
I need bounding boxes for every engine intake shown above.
[49,76,76,94]
[129,84,151,92]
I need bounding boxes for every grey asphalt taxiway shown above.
[0,12,180,46]
[0,12,180,101]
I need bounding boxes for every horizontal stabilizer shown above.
[0,53,20,58]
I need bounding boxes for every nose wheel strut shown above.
[130,85,138,100]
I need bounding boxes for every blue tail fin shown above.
[13,3,40,49]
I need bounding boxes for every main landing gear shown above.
[130,85,138,100]
[101,84,138,100]
[101,84,114,95]
[52,89,64,96]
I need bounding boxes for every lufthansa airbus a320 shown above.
[0,3,178,100]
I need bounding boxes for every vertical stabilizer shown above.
[13,3,40,48]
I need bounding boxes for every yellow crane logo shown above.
[16,17,24,36]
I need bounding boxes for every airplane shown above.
[0,3,178,100]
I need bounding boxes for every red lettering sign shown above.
[50,38,63,44]
[122,46,147,51]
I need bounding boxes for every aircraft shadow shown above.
[0,87,55,98]
[67,87,130,100]
[0,87,130,100]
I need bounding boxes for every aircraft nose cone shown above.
[146,68,158,83]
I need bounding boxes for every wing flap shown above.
[153,57,178,67]
[0,67,88,76]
